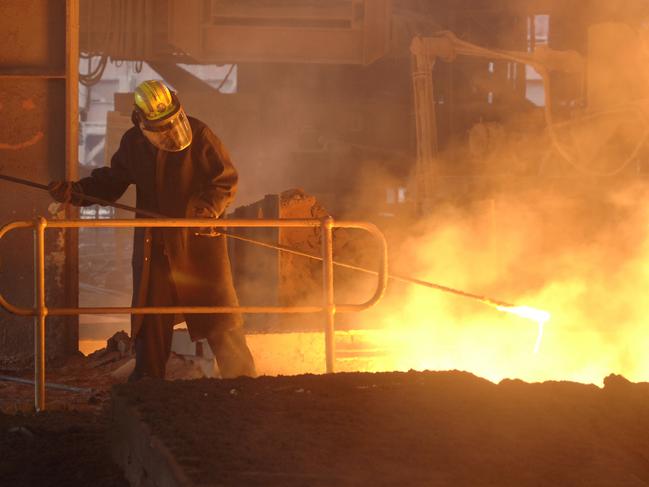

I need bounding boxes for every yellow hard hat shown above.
[133,80,193,152]
[134,80,175,120]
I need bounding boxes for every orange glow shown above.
[335,186,649,386]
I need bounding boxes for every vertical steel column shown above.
[65,0,80,355]
[321,216,336,373]
[34,218,47,411]
[66,0,79,180]
[410,37,438,214]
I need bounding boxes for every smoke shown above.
[346,180,649,385]
[154,8,649,384]
[336,17,649,385]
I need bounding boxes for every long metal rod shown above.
[321,217,336,374]
[32,225,38,409]
[0,172,513,307]
[34,218,47,412]
[49,305,326,315]
[221,229,512,308]
[0,375,92,394]
[0,173,162,218]
[65,0,81,360]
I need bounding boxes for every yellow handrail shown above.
[0,217,388,411]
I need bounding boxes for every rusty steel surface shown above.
[0,0,79,370]
[198,0,392,65]
[81,0,392,64]
[0,1,66,70]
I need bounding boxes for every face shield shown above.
[136,93,193,152]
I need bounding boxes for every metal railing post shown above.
[34,217,47,412]
[321,216,336,373]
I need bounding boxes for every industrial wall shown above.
[0,1,79,368]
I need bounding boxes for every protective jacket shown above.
[77,116,242,340]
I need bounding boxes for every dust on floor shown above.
[115,371,649,487]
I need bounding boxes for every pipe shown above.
[321,216,336,373]
[34,217,47,412]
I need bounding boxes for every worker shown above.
[49,80,256,381]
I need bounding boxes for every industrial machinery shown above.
[409,24,649,211]
[80,0,391,68]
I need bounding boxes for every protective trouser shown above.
[130,240,257,380]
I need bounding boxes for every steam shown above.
[348,181,649,385]
[318,17,649,386]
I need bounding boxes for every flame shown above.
[323,188,649,386]
[261,186,649,386]
[495,305,551,354]
[324,290,560,384]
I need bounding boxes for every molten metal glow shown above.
[495,305,551,354]
[259,184,649,385]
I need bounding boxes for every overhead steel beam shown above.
[148,62,222,95]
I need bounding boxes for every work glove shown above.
[48,180,83,205]
[187,198,220,237]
